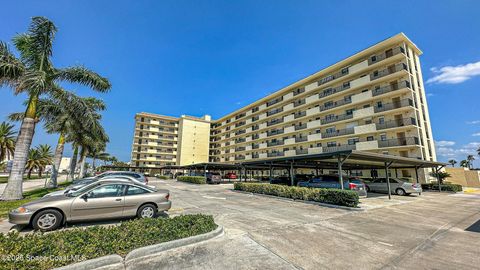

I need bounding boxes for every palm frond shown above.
[0,41,25,87]
[54,66,111,92]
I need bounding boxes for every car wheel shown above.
[32,209,63,231]
[396,188,406,196]
[137,204,157,219]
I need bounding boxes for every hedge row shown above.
[421,183,463,192]
[155,175,170,180]
[177,176,206,184]
[0,214,217,270]
[234,182,359,207]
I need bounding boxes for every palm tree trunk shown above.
[47,133,65,188]
[69,145,79,180]
[78,147,87,178]
[27,168,33,179]
[1,95,38,200]
[38,167,43,178]
[93,157,97,172]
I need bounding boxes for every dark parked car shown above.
[206,172,222,184]
[270,174,314,186]
[269,176,290,185]
[297,175,367,197]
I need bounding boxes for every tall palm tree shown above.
[467,155,475,169]
[448,159,457,167]
[24,144,52,179]
[0,122,16,162]
[0,17,110,200]
[460,160,468,168]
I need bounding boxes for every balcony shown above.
[321,113,354,125]
[370,63,408,81]
[267,97,283,107]
[374,99,414,113]
[267,108,283,116]
[252,143,260,149]
[294,111,306,119]
[320,97,352,112]
[235,155,246,161]
[235,121,246,128]
[372,80,411,96]
[235,146,246,152]
[267,118,283,127]
[252,153,259,159]
[378,137,420,148]
[252,116,259,122]
[293,87,305,96]
[268,151,285,157]
[235,129,246,136]
[267,140,284,147]
[294,99,306,107]
[317,67,349,86]
[295,136,308,143]
[235,138,246,143]
[368,46,405,65]
[296,149,308,155]
[318,82,351,99]
[267,129,284,136]
[322,144,356,153]
[376,117,416,130]
[295,123,307,130]
[322,127,355,138]
[252,134,259,140]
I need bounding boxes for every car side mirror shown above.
[81,193,89,201]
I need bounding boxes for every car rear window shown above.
[126,185,150,195]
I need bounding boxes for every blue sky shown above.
[1,0,479,164]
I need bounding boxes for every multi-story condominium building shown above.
[131,113,211,167]
[131,33,436,180]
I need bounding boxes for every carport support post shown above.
[269,164,273,181]
[415,166,420,184]
[338,156,344,190]
[204,164,207,182]
[290,162,294,186]
[436,166,444,192]
[385,161,394,200]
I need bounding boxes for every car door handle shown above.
[115,198,122,201]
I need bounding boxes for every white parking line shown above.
[202,195,227,200]
[378,241,393,247]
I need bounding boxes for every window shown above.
[367,136,374,141]
[380,134,387,141]
[346,109,354,115]
[327,141,337,147]
[371,56,377,62]
[87,184,125,198]
[341,67,349,75]
[343,82,350,88]
[347,138,359,145]
[377,101,383,108]
[326,127,336,133]
[126,185,150,195]
[378,117,385,124]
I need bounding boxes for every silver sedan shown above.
[9,179,171,231]
[365,178,422,196]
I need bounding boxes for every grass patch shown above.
[234,182,359,207]
[0,214,217,270]
[0,181,71,219]
[177,176,206,184]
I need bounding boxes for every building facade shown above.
[131,113,211,167]
[131,33,436,180]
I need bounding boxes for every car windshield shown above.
[67,182,101,197]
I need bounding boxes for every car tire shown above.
[137,204,157,219]
[32,209,63,231]
[396,188,406,196]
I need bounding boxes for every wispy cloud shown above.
[427,60,480,84]
[467,120,480,124]
[426,93,435,97]
[473,133,480,137]
[435,140,456,147]
[435,140,480,159]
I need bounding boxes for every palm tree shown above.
[448,159,457,167]
[24,144,52,179]
[460,160,468,168]
[87,147,110,172]
[467,155,475,169]
[0,17,111,200]
[0,122,16,162]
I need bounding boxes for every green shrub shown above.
[177,176,206,184]
[0,214,217,270]
[421,183,463,192]
[234,182,359,207]
[156,175,170,180]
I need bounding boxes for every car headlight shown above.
[13,206,31,213]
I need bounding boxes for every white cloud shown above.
[473,133,480,137]
[427,60,480,84]
[467,120,480,124]
[435,140,455,147]
[426,93,435,97]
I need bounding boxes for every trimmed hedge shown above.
[177,176,206,184]
[421,183,463,192]
[234,182,359,207]
[0,214,217,270]
[155,175,170,180]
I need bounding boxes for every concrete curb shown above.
[53,226,224,270]
[232,190,363,211]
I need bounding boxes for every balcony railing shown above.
[267,140,284,147]
[368,46,405,65]
[268,151,285,157]
[372,80,411,96]
[295,123,307,130]
[374,98,413,113]
[267,97,283,107]
[376,118,416,130]
[235,155,246,160]
[295,136,308,143]
[296,149,308,155]
[370,63,408,81]
[235,146,246,152]
[317,67,349,86]
[252,153,259,159]
[378,137,419,148]
[252,144,260,149]
[294,99,306,107]
[293,87,305,96]
[318,82,351,99]
[320,97,352,112]
[252,125,259,131]
[267,118,284,126]
[267,108,283,116]
[321,113,354,125]
[322,144,356,153]
[267,129,284,136]
[252,134,259,140]
[321,127,355,138]
[294,111,306,119]
[235,121,246,127]
[235,129,246,135]
[252,116,259,122]
[235,138,246,143]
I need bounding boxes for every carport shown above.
[240,150,447,199]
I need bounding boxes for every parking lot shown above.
[2,178,480,269]
[140,179,480,270]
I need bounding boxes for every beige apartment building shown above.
[131,113,211,167]
[131,33,436,180]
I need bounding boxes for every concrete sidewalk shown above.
[0,174,69,194]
